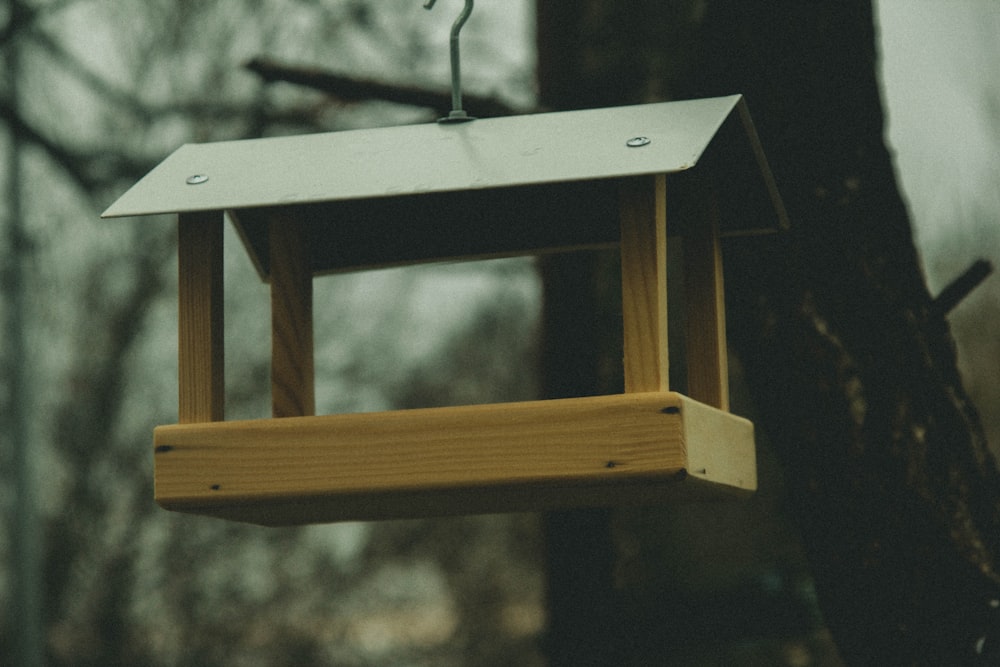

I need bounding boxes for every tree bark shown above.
[536,0,1000,664]
[690,3,1000,663]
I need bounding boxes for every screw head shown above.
[626,136,651,148]
[186,174,209,185]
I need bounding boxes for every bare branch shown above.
[27,31,304,126]
[0,98,156,197]
[246,57,527,118]
[932,259,994,316]
[0,1,36,44]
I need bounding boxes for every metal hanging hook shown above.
[424,0,475,123]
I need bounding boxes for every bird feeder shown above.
[103,94,787,526]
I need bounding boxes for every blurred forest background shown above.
[0,1,997,665]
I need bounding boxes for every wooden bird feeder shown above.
[103,95,787,526]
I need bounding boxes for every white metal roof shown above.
[103,95,785,227]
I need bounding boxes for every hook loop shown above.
[424,0,475,123]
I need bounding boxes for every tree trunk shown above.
[538,241,630,665]
[536,1,1000,664]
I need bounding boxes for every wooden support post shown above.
[683,197,729,411]
[620,174,668,393]
[177,212,225,423]
[269,215,315,418]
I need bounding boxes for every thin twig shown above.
[932,259,994,316]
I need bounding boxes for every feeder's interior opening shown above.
[220,209,709,422]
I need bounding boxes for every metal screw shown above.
[626,137,651,148]
[186,174,209,185]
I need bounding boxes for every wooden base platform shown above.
[152,391,755,526]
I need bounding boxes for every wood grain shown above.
[177,212,225,423]
[152,391,755,524]
[620,175,669,393]
[269,214,315,418]
[683,197,729,411]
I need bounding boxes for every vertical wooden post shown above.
[269,215,315,418]
[619,174,668,393]
[177,211,225,423]
[683,196,729,411]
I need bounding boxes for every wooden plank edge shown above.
[678,394,756,492]
[152,392,756,525]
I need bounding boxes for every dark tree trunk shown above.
[537,1,1000,664]
[536,253,625,664]
[690,3,1000,664]
[535,6,637,664]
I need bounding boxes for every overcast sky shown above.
[876,0,1000,289]
[876,0,1000,447]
